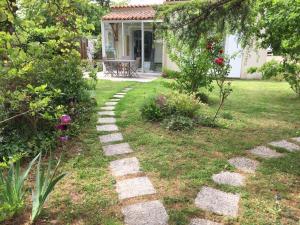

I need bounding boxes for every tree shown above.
[166,33,214,95]
[157,0,300,96]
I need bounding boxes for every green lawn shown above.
[45,79,299,225]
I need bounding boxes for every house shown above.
[101,0,268,78]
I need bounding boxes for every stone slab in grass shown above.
[269,140,300,152]
[122,200,168,225]
[103,142,133,156]
[99,133,123,144]
[190,218,222,225]
[98,111,115,116]
[291,137,300,143]
[100,106,115,111]
[110,98,120,102]
[212,171,245,187]
[96,124,118,132]
[110,157,140,177]
[105,102,118,106]
[228,157,259,173]
[249,146,284,158]
[116,176,156,200]
[113,94,125,98]
[98,117,116,124]
[116,92,126,95]
[195,186,240,217]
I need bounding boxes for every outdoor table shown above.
[103,59,137,77]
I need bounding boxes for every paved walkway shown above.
[97,88,169,225]
[190,138,300,224]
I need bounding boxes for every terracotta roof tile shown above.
[102,6,156,21]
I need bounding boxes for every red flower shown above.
[219,49,224,54]
[206,43,213,50]
[214,57,224,66]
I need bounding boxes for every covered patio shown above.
[101,5,163,76]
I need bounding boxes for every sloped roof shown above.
[102,5,156,21]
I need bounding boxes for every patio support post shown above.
[141,21,145,73]
[101,21,106,72]
[122,22,125,57]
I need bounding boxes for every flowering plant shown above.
[56,114,71,143]
[206,39,233,121]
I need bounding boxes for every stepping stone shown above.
[291,137,300,143]
[100,106,115,111]
[114,94,125,98]
[98,117,116,124]
[116,92,126,95]
[96,124,118,132]
[105,102,118,106]
[123,87,133,91]
[190,218,221,225]
[228,157,259,173]
[110,98,120,102]
[116,176,156,200]
[110,157,140,177]
[212,171,245,187]
[122,200,168,225]
[269,140,300,152]
[249,146,284,158]
[98,111,115,116]
[99,133,123,144]
[103,142,133,156]
[195,186,240,217]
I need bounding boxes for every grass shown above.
[11,79,299,224]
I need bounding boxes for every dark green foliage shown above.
[222,112,234,120]
[163,115,194,131]
[141,96,165,121]
[195,92,209,104]
[162,68,181,79]
[0,0,99,159]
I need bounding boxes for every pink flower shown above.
[60,114,71,124]
[59,136,69,142]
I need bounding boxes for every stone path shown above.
[191,138,299,224]
[96,87,169,225]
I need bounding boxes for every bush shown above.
[163,115,194,131]
[141,92,201,122]
[164,92,201,118]
[195,92,209,104]
[141,96,166,121]
[162,68,180,79]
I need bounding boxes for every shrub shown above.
[141,92,201,122]
[162,68,180,79]
[163,115,194,131]
[222,112,234,120]
[140,96,165,121]
[164,92,201,118]
[195,92,209,104]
